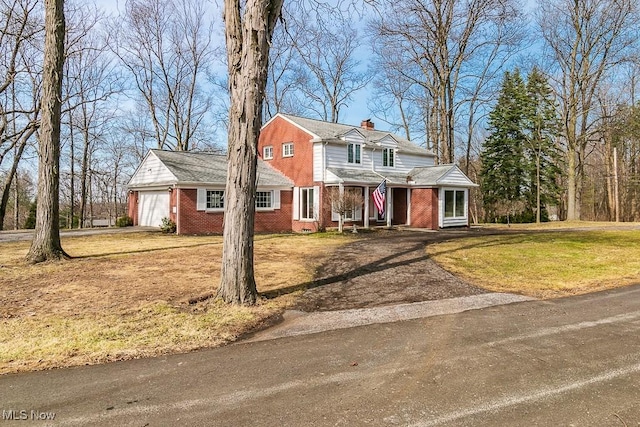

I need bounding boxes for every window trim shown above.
[263,145,273,160]
[382,148,395,167]
[255,190,273,210]
[206,190,225,211]
[300,187,315,220]
[444,189,466,219]
[282,142,294,158]
[347,143,361,164]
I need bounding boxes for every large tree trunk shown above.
[217,0,283,304]
[26,0,67,263]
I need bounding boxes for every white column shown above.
[364,186,370,228]
[406,188,411,226]
[386,186,392,228]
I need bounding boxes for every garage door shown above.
[138,191,170,227]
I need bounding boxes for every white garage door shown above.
[138,191,170,227]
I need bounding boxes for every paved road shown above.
[3,285,640,426]
[0,227,158,242]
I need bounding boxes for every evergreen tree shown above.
[480,70,528,223]
[523,67,563,223]
[480,68,563,223]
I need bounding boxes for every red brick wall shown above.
[128,191,139,225]
[177,188,293,235]
[410,188,439,230]
[259,116,315,186]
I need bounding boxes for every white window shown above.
[348,143,361,164]
[383,148,395,167]
[256,191,272,209]
[444,190,466,218]
[283,142,294,157]
[300,187,315,219]
[206,190,224,209]
[263,146,273,160]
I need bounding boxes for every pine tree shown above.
[523,67,563,223]
[480,68,563,223]
[480,70,528,223]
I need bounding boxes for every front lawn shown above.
[0,231,351,374]
[427,228,640,298]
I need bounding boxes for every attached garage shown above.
[137,191,170,227]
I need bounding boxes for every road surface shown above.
[2,285,640,426]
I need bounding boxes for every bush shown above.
[160,217,176,233]
[24,200,37,229]
[116,215,133,227]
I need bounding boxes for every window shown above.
[256,191,272,209]
[283,142,294,157]
[444,190,466,218]
[347,143,361,164]
[383,148,395,167]
[206,190,224,209]
[301,187,314,219]
[263,146,273,160]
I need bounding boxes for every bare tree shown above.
[288,13,370,123]
[538,0,639,220]
[324,186,364,233]
[26,0,67,263]
[62,2,122,228]
[0,0,42,230]
[218,0,283,305]
[112,0,214,151]
[371,0,523,163]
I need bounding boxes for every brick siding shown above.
[177,188,293,235]
[410,188,439,230]
[128,191,139,225]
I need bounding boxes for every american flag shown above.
[373,180,386,216]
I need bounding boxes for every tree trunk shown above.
[26,0,67,263]
[217,0,283,305]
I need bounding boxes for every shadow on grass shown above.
[71,241,223,259]
[260,229,560,300]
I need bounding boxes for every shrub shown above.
[160,217,176,233]
[116,215,133,227]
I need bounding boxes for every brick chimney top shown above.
[361,119,375,130]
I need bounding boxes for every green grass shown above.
[427,230,640,298]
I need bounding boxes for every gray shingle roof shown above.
[152,149,293,187]
[326,164,477,187]
[326,168,410,185]
[279,114,434,156]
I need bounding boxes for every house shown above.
[127,113,477,234]
[127,149,294,234]
[258,114,476,232]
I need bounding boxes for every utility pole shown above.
[614,146,620,223]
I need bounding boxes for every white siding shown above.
[313,143,323,181]
[439,167,474,186]
[129,152,176,186]
[373,151,434,172]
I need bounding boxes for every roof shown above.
[326,168,410,185]
[409,165,478,187]
[276,114,434,156]
[326,164,477,187]
[149,149,293,187]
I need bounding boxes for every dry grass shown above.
[427,227,640,299]
[0,231,350,374]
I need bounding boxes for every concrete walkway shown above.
[249,292,534,342]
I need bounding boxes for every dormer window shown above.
[383,148,395,167]
[347,143,361,164]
